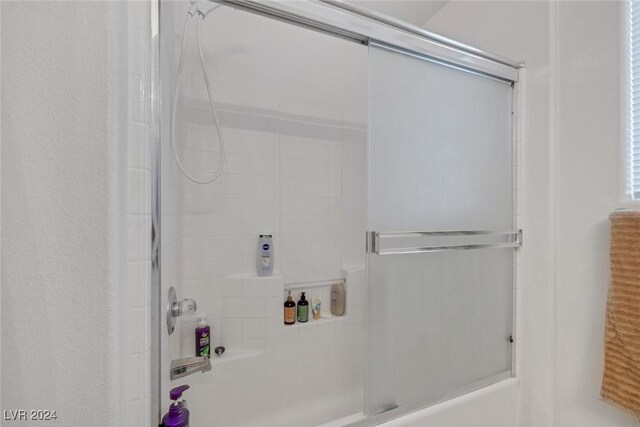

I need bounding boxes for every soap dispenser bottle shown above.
[162,385,190,427]
[284,291,296,325]
[297,292,309,323]
[195,314,210,359]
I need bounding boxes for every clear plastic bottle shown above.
[331,282,346,316]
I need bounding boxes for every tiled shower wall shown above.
[165,95,368,425]
[159,2,369,424]
[173,100,367,351]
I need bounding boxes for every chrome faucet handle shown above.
[167,287,198,335]
[171,298,196,317]
[170,356,212,380]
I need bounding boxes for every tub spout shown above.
[170,356,211,380]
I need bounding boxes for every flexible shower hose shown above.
[171,4,225,184]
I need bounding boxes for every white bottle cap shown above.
[198,313,207,327]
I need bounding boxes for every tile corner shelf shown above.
[224,273,285,281]
[283,278,345,291]
[283,312,348,331]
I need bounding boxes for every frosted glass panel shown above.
[369,46,513,232]
[365,44,514,416]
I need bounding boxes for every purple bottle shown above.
[162,385,190,427]
[195,314,210,358]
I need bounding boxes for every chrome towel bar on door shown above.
[366,229,523,255]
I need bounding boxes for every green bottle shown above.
[297,292,309,323]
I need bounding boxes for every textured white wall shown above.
[554,3,633,426]
[1,2,131,425]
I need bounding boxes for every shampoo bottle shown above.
[195,314,210,359]
[297,292,309,323]
[331,282,346,316]
[257,234,274,277]
[284,291,296,325]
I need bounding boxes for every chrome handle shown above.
[367,229,522,255]
[167,287,197,335]
[171,298,197,318]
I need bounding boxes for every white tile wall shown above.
[167,89,368,425]
[126,1,152,425]
[176,268,366,426]
[156,3,369,424]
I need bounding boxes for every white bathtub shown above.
[383,379,520,427]
[320,378,521,427]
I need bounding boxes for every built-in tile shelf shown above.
[283,279,340,321]
[283,278,344,291]
[217,267,364,353]
[282,313,347,330]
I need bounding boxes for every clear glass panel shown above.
[160,3,368,425]
[365,43,514,416]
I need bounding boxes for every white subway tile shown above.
[222,319,243,340]
[243,318,266,339]
[346,305,363,324]
[127,354,149,401]
[182,215,243,237]
[182,236,243,259]
[242,215,279,235]
[127,308,149,354]
[223,279,244,298]
[242,298,265,318]
[127,261,150,309]
[182,194,244,215]
[266,316,286,338]
[265,277,284,297]
[265,297,282,317]
[243,278,266,298]
[244,155,279,176]
[224,153,244,174]
[127,216,151,261]
[347,285,363,306]
[223,298,243,319]
[242,195,280,216]
[241,339,265,350]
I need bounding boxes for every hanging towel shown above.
[601,210,640,417]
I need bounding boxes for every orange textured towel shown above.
[601,210,640,417]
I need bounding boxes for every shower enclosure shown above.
[152,1,523,425]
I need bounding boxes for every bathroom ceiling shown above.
[347,0,449,27]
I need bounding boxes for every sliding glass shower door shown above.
[365,43,516,416]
